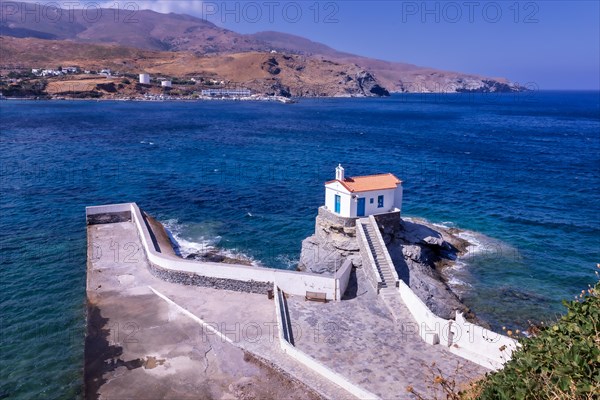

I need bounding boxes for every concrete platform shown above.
[86,221,349,399]
[86,214,488,400]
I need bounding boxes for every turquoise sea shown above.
[1,92,599,398]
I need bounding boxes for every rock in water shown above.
[387,218,478,321]
[355,70,390,97]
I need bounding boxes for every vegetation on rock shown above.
[476,270,599,399]
[409,266,599,400]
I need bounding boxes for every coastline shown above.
[0,95,296,103]
[3,90,597,399]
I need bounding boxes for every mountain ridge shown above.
[0,1,524,94]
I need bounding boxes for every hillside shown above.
[248,31,520,92]
[0,2,524,94]
[0,36,388,98]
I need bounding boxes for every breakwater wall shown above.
[86,203,352,301]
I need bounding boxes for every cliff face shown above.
[298,213,478,321]
[242,54,390,97]
[298,213,362,274]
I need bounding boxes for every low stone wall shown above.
[373,210,401,233]
[148,263,273,294]
[318,206,356,227]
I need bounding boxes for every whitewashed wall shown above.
[325,184,400,218]
[398,280,518,369]
[325,182,352,217]
[86,203,352,301]
[335,259,353,300]
[394,185,403,211]
[357,188,397,216]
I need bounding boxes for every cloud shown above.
[97,0,206,16]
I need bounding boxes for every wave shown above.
[454,227,518,262]
[457,230,486,256]
[417,217,520,296]
[275,254,299,271]
[426,219,505,258]
[161,218,259,266]
[162,218,221,257]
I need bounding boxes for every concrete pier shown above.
[85,219,348,399]
[85,204,491,399]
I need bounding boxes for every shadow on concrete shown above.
[84,303,143,400]
[142,211,179,257]
[341,268,358,300]
[281,294,295,346]
[141,211,162,253]
[390,247,411,286]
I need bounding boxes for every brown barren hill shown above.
[0,36,388,97]
[0,2,525,93]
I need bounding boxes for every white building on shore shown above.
[201,88,251,97]
[324,164,403,218]
[139,73,150,84]
[161,80,172,88]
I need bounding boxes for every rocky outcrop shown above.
[246,55,391,98]
[355,70,390,97]
[185,250,253,266]
[267,81,292,98]
[262,57,282,75]
[384,218,479,321]
[298,212,362,274]
[298,211,481,323]
[395,74,525,94]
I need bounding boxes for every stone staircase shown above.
[358,217,413,322]
[359,217,398,290]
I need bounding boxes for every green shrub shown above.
[478,273,600,399]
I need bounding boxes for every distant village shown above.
[0,65,292,102]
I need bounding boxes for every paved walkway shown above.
[287,267,488,399]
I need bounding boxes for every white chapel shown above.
[324,164,403,218]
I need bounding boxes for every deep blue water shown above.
[1,92,599,398]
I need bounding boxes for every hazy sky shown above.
[91,1,600,89]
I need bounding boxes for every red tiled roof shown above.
[326,173,402,192]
